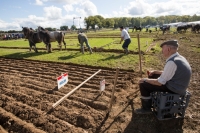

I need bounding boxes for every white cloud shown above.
[80,1,98,16]
[0,19,21,31]
[128,1,149,15]
[44,6,62,20]
[46,0,83,4]
[35,0,44,5]
[128,0,199,17]
[63,4,74,12]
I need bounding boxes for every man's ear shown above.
[168,47,171,52]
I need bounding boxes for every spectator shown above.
[135,40,192,114]
[119,26,131,54]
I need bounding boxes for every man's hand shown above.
[148,70,162,76]
[139,78,148,84]
[139,78,162,86]
[148,71,155,76]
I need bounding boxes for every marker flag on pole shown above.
[100,79,105,91]
[57,73,68,89]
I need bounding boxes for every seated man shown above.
[135,40,192,114]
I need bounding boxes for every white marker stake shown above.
[100,79,105,91]
[52,69,101,109]
[57,73,68,89]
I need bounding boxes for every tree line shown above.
[83,14,200,29]
[1,14,200,33]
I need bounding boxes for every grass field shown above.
[0,49,143,70]
[0,37,158,51]
[0,29,172,71]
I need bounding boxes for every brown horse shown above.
[22,27,51,53]
[38,26,66,50]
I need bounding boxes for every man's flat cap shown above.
[160,40,179,47]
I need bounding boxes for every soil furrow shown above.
[0,94,89,133]
[0,107,46,133]
[1,86,109,112]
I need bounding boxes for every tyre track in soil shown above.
[0,57,139,132]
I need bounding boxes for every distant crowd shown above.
[1,33,24,40]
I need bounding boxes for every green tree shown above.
[103,18,114,28]
[45,27,54,31]
[84,17,90,29]
[113,18,120,28]
[60,26,68,30]
[191,14,199,21]
[84,16,100,29]
[94,15,104,28]
[71,25,76,30]
[133,17,142,27]
[143,16,157,26]
[118,17,129,27]
[84,15,200,30]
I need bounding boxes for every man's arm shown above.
[119,37,124,44]
[149,70,163,76]
[139,78,162,86]
[140,61,177,86]
[120,30,124,44]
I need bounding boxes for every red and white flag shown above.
[57,73,68,89]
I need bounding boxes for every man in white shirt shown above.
[135,40,192,114]
[119,26,131,54]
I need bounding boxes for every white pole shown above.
[52,69,102,108]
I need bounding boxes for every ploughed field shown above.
[0,58,138,133]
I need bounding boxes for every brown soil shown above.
[0,33,200,133]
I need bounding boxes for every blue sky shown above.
[0,0,199,31]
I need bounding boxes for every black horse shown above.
[192,24,200,33]
[160,26,170,35]
[22,27,51,53]
[177,25,189,33]
[133,26,142,32]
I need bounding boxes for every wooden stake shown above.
[108,67,119,112]
[137,34,142,78]
[52,69,102,108]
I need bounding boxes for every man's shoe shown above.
[134,98,152,114]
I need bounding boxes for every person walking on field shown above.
[78,31,93,54]
[134,40,192,114]
[119,26,131,54]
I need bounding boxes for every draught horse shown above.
[133,26,142,32]
[38,26,66,50]
[22,27,51,53]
